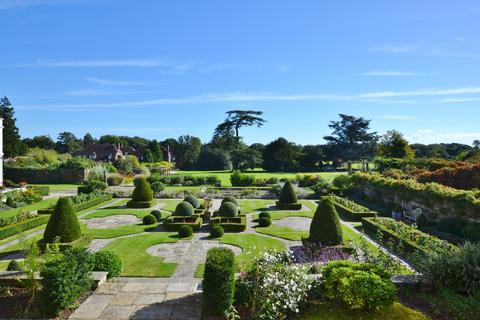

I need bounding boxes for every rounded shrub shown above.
[107,173,124,186]
[143,214,156,225]
[221,196,238,206]
[7,260,22,271]
[219,202,238,217]
[178,225,193,238]
[131,176,153,202]
[259,211,271,219]
[150,210,162,221]
[174,201,194,216]
[258,217,272,227]
[210,225,224,238]
[91,250,123,279]
[307,197,343,246]
[151,181,165,193]
[43,197,82,243]
[279,181,298,204]
[184,195,200,209]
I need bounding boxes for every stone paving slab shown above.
[273,216,312,230]
[80,214,141,229]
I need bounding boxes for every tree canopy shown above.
[0,96,26,157]
[377,130,415,159]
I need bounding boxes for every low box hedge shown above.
[210,216,247,232]
[163,216,202,231]
[37,194,113,214]
[331,199,377,221]
[275,202,303,210]
[0,215,50,240]
[361,217,455,261]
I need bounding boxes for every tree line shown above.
[1,96,478,172]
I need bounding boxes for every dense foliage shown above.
[183,195,200,208]
[142,214,156,225]
[43,197,82,243]
[307,197,343,245]
[174,201,194,216]
[202,247,236,316]
[219,201,238,217]
[279,181,298,204]
[91,250,123,279]
[178,225,193,238]
[210,225,224,238]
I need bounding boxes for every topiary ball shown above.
[221,196,238,206]
[7,260,22,271]
[210,225,224,238]
[219,202,238,217]
[43,197,82,243]
[258,217,272,227]
[308,197,343,246]
[174,201,194,216]
[279,181,298,204]
[143,214,156,225]
[259,211,271,219]
[91,250,123,279]
[178,225,193,238]
[184,195,200,209]
[150,210,162,221]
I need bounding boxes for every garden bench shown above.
[403,208,423,224]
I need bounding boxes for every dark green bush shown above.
[202,247,236,316]
[307,197,343,246]
[174,201,194,216]
[258,217,271,227]
[219,202,238,217]
[323,260,396,310]
[230,170,257,186]
[178,225,193,238]
[184,195,200,208]
[416,213,429,228]
[107,173,124,186]
[43,197,82,243]
[418,242,480,295]
[143,214,156,225]
[221,196,238,206]
[259,211,271,219]
[0,215,49,240]
[279,181,297,204]
[150,210,162,221]
[7,260,22,271]
[130,176,153,202]
[91,250,123,279]
[41,248,93,316]
[150,181,165,193]
[210,225,224,238]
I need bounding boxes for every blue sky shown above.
[1,0,480,145]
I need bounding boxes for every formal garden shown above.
[0,164,478,320]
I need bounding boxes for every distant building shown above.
[75,143,146,162]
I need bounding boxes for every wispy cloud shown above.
[17,86,480,111]
[370,45,412,53]
[85,77,153,86]
[438,97,480,103]
[363,71,434,77]
[409,129,480,142]
[64,89,141,97]
[381,115,416,121]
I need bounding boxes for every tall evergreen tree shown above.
[0,96,26,157]
[82,133,95,147]
[377,130,414,159]
[55,132,81,154]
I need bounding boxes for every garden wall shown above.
[4,168,87,184]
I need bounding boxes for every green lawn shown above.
[0,259,24,271]
[294,301,429,320]
[157,199,183,212]
[195,263,205,278]
[30,184,80,192]
[238,199,274,213]
[175,170,345,187]
[220,233,286,269]
[104,232,178,277]
[82,208,167,220]
[0,198,59,218]
[81,223,158,239]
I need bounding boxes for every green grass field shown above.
[104,233,178,277]
[0,198,59,218]
[175,170,345,187]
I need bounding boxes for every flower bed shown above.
[37,193,112,214]
[361,217,456,260]
[163,216,202,231]
[210,215,247,232]
[328,195,377,221]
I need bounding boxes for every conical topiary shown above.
[7,260,22,271]
[43,197,82,243]
[132,176,153,202]
[307,197,343,245]
[279,181,297,204]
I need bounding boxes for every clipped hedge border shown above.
[37,194,113,214]
[163,216,202,231]
[331,199,377,221]
[209,216,247,232]
[0,215,50,240]
[126,200,154,209]
[361,217,450,260]
[275,202,302,210]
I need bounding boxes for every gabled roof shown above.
[75,143,122,161]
